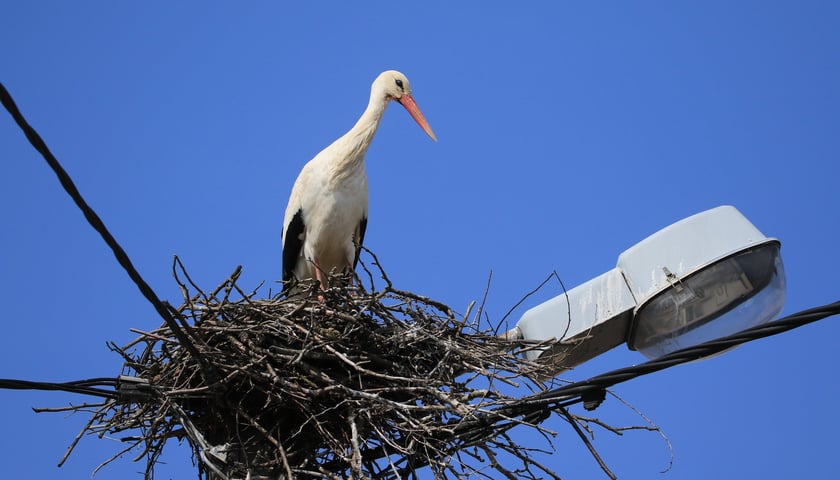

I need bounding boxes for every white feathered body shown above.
[282,140,369,284]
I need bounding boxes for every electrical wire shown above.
[0,81,208,367]
[0,378,119,399]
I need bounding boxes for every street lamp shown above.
[514,206,786,373]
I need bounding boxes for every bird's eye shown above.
[395,79,404,90]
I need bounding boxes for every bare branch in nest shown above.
[47,254,662,479]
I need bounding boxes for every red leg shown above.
[314,257,324,288]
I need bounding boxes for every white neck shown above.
[330,91,391,172]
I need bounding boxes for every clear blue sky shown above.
[2,2,838,479]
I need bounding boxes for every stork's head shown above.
[373,70,437,142]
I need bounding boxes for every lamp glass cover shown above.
[630,242,785,359]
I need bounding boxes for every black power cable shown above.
[0,82,208,369]
[0,375,153,401]
[0,378,118,399]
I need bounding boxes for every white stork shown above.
[281,70,436,294]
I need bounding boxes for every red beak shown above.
[397,94,437,142]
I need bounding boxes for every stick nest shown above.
[68,257,568,479]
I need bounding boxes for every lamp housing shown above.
[515,206,786,373]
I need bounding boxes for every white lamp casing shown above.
[516,206,786,372]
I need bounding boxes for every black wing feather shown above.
[282,209,305,292]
